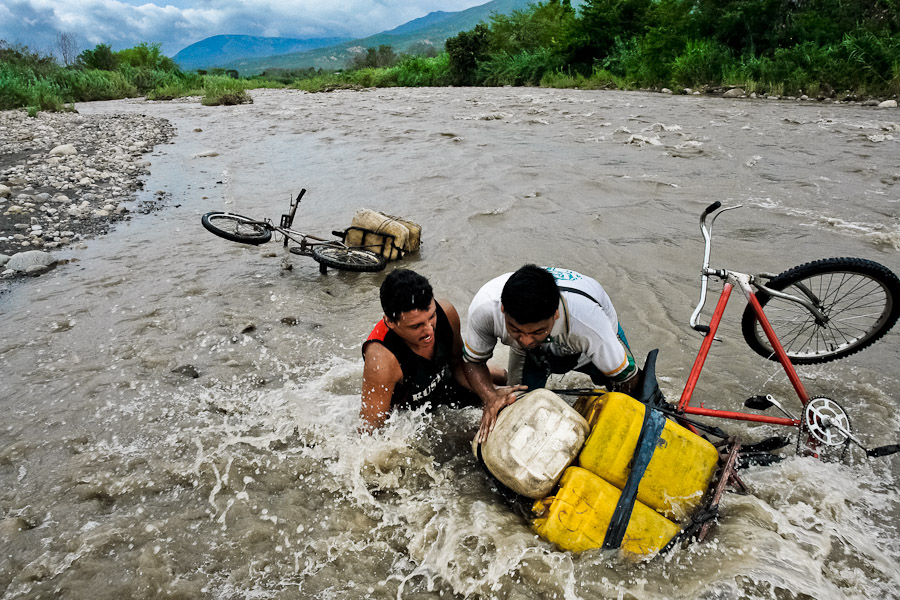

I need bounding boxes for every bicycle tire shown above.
[741,257,900,364]
[311,245,386,272]
[201,212,272,245]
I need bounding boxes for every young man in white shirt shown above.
[463,264,639,442]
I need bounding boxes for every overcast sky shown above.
[0,0,490,58]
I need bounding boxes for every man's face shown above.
[502,308,559,350]
[385,299,437,350]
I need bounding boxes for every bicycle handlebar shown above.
[702,201,722,219]
[689,202,742,333]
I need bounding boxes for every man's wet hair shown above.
[381,269,434,321]
[501,264,559,324]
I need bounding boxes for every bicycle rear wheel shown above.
[741,257,900,364]
[201,212,272,245]
[311,245,386,272]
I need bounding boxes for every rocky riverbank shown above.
[0,108,176,277]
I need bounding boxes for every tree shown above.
[56,32,78,66]
[116,42,177,71]
[348,44,398,69]
[692,0,791,56]
[487,0,578,54]
[406,41,439,58]
[446,24,490,85]
[569,0,654,68]
[77,43,118,70]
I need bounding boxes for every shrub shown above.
[540,67,625,89]
[672,40,733,87]
[601,37,649,87]
[27,79,67,112]
[77,44,118,71]
[201,75,253,105]
[842,31,900,95]
[0,65,32,109]
[393,53,451,86]
[116,42,177,71]
[0,41,57,76]
[479,48,562,86]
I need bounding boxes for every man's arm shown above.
[359,343,403,433]
[611,366,641,397]
[462,361,526,443]
[437,299,471,390]
[571,304,640,396]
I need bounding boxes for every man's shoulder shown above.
[363,337,403,374]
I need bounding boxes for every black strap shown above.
[557,285,603,307]
[602,405,665,549]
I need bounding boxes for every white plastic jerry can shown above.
[477,389,590,498]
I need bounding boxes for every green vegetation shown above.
[284,0,900,98]
[3,0,898,114]
[0,40,278,113]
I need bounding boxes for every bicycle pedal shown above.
[737,452,784,468]
[744,395,774,411]
[866,444,900,458]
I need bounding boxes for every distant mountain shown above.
[173,34,353,70]
[224,0,584,75]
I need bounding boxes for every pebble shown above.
[0,109,176,278]
[5,249,56,273]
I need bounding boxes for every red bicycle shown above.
[676,201,900,458]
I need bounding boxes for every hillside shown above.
[225,0,583,75]
[173,34,352,70]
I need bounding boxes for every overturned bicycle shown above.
[475,202,900,556]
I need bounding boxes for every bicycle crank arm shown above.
[744,394,797,420]
[818,415,899,458]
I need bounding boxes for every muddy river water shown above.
[2,87,900,599]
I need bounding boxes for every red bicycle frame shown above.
[677,271,805,427]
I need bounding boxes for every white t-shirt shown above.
[463,267,634,384]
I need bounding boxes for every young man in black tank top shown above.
[360,269,509,432]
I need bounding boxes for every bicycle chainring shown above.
[803,396,851,447]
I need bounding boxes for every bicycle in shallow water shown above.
[561,201,900,463]
[201,189,387,273]
[675,201,900,460]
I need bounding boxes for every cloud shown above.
[0,0,488,57]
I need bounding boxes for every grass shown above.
[540,67,629,90]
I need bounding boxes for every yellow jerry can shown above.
[577,392,719,520]
[532,466,681,555]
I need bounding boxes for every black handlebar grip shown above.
[702,201,722,217]
[692,324,711,335]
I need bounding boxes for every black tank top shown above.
[363,303,457,409]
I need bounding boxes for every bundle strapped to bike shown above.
[336,209,422,261]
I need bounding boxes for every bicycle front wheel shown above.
[741,257,900,364]
[201,212,272,245]
[311,246,386,272]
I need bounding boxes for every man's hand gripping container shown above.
[532,392,720,555]
[477,389,590,499]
